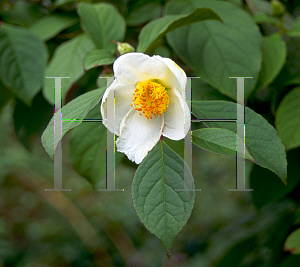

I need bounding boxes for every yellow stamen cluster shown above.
[131,81,169,119]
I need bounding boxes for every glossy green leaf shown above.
[165,0,262,100]
[43,34,95,104]
[192,100,287,182]
[0,24,47,104]
[276,87,300,150]
[132,141,195,252]
[0,1,45,27]
[77,2,126,53]
[137,7,221,52]
[256,33,286,91]
[192,128,254,160]
[190,79,232,101]
[126,2,162,26]
[84,49,115,70]
[163,138,184,159]
[153,46,171,58]
[276,37,300,85]
[29,15,78,41]
[41,87,105,160]
[250,148,300,209]
[284,228,300,254]
[287,17,300,37]
[70,106,124,188]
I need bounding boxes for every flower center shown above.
[131,81,169,119]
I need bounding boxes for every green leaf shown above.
[251,0,272,14]
[253,13,279,26]
[70,106,124,188]
[137,7,222,52]
[29,15,78,41]
[276,87,300,150]
[287,17,300,37]
[190,79,232,101]
[208,201,295,266]
[77,2,126,53]
[192,100,287,182]
[83,49,115,70]
[41,87,105,160]
[256,33,286,91]
[0,81,12,112]
[43,34,95,105]
[222,0,242,5]
[250,148,300,209]
[275,37,300,85]
[296,208,300,224]
[280,256,300,267]
[132,141,195,252]
[13,92,53,150]
[126,2,162,26]
[165,0,262,100]
[153,46,171,58]
[0,24,47,105]
[53,0,74,8]
[284,228,300,254]
[192,128,254,160]
[0,1,45,27]
[163,138,184,159]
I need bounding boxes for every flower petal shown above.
[116,108,164,164]
[101,80,135,135]
[162,88,191,140]
[114,52,168,85]
[153,55,187,94]
[113,53,184,92]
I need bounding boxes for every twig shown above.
[245,0,257,16]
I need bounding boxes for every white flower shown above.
[101,52,190,164]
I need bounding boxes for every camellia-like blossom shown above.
[101,52,190,164]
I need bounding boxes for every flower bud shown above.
[271,0,285,17]
[117,42,135,55]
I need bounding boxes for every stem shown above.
[245,0,257,16]
[57,29,83,39]
[110,39,121,56]
[110,39,119,45]
[279,17,287,34]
